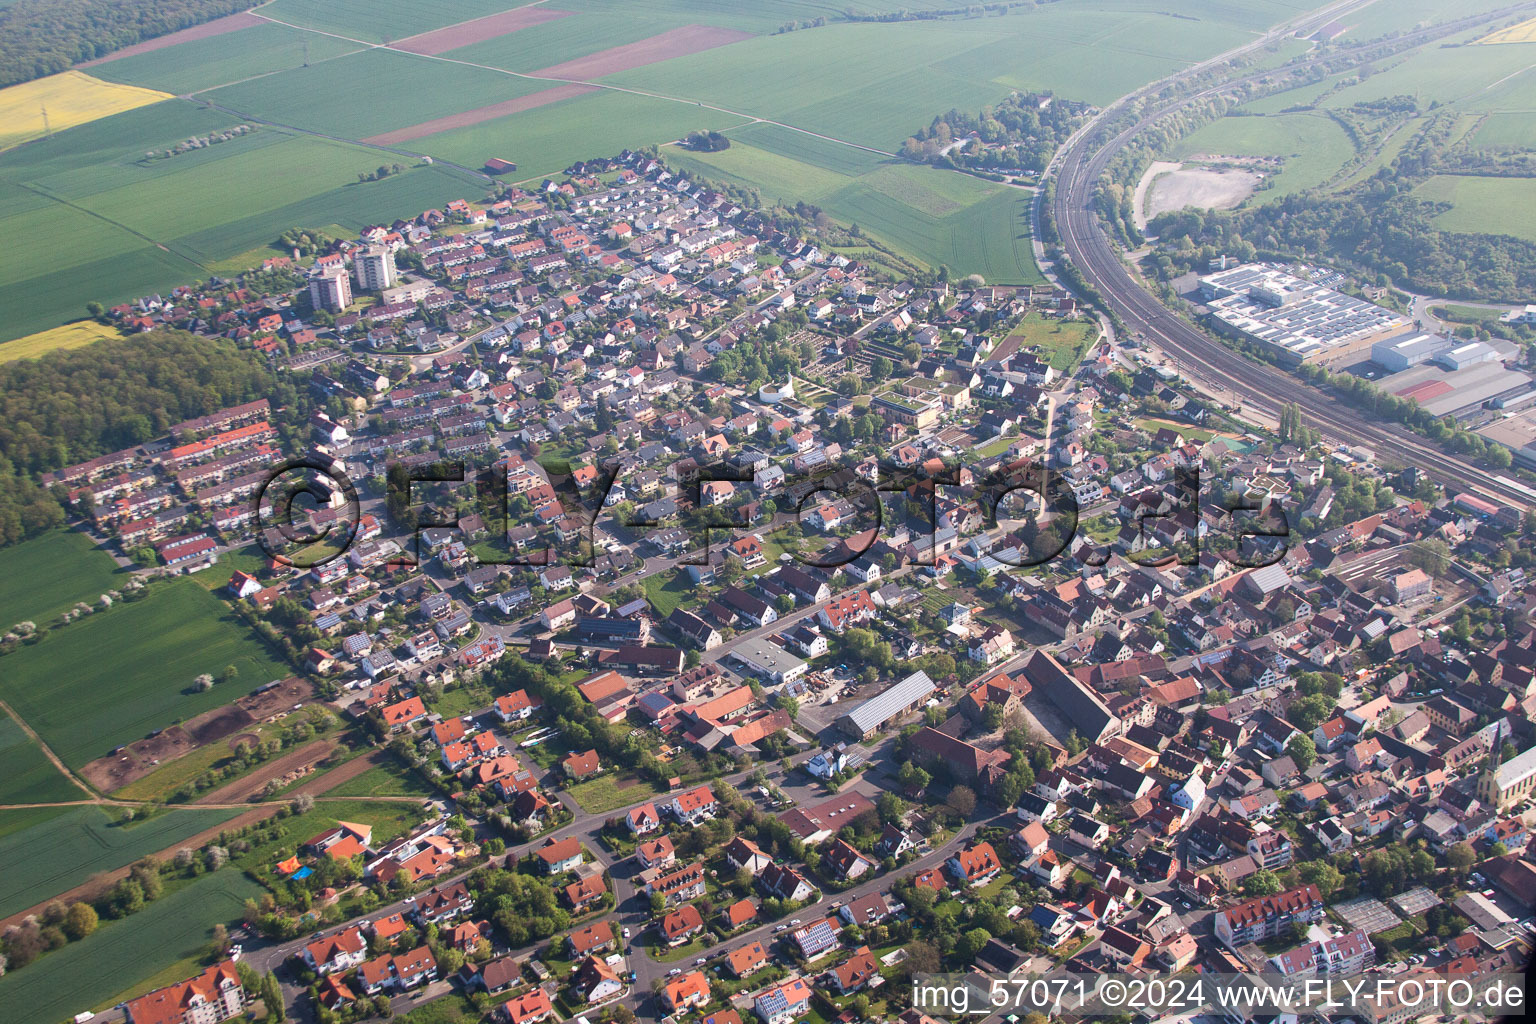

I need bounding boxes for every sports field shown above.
[0,805,242,918]
[1415,175,1536,242]
[0,869,262,1022]
[0,529,123,627]
[0,71,171,151]
[0,579,291,770]
[0,319,123,363]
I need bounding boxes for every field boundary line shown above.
[243,9,902,162]
[15,181,207,271]
[0,748,396,929]
[0,696,97,799]
[387,0,556,48]
[184,45,369,97]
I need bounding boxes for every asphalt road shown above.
[245,731,997,1024]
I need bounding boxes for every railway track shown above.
[1047,0,1536,510]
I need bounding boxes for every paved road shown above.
[249,750,845,1019]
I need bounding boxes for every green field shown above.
[90,22,362,95]
[1002,313,1100,372]
[1472,111,1536,149]
[0,0,1330,338]
[0,710,80,804]
[402,87,751,183]
[670,138,1042,284]
[0,579,291,770]
[1323,27,1536,111]
[0,529,123,628]
[605,8,1259,148]
[1171,111,1355,199]
[257,0,555,44]
[203,48,554,141]
[324,759,437,798]
[566,772,662,815]
[643,568,692,619]
[1342,0,1515,37]
[0,99,484,344]
[442,6,707,72]
[0,804,68,841]
[1416,175,1536,241]
[0,805,242,918]
[0,869,264,1023]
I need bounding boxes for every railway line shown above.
[1047,0,1536,510]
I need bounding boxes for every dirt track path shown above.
[192,739,336,805]
[0,696,97,799]
[0,750,405,930]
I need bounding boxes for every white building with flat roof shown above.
[1199,264,1409,366]
[1372,333,1447,373]
[731,637,807,686]
[1439,341,1499,370]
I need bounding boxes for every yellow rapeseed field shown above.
[0,70,172,151]
[0,320,124,364]
[1478,16,1536,44]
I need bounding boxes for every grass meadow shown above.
[1416,175,1536,241]
[1003,313,1100,372]
[0,579,291,770]
[323,759,437,798]
[565,772,663,814]
[0,805,243,917]
[1171,112,1355,200]
[0,529,124,627]
[0,869,263,1022]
